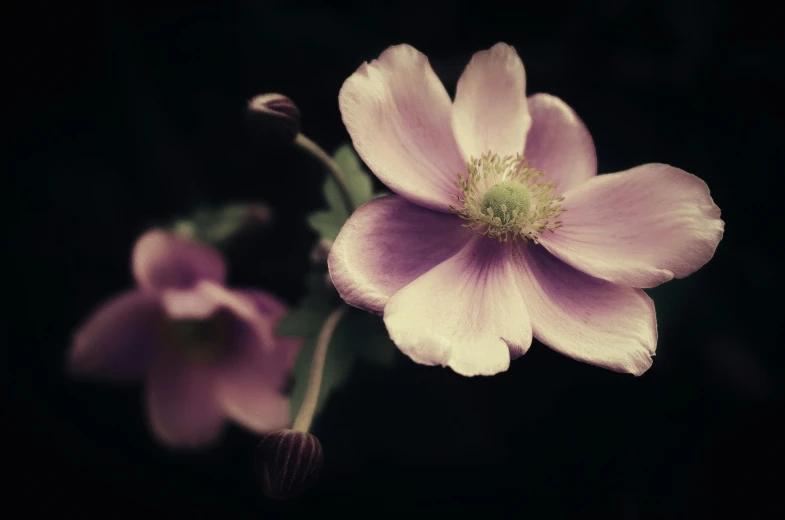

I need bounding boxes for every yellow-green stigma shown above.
[482,181,532,221]
[450,152,565,243]
[158,312,230,363]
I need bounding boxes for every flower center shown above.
[158,311,231,363]
[450,152,564,243]
[481,181,531,221]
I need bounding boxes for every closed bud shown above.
[247,93,301,141]
[255,429,323,500]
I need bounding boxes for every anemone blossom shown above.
[69,229,301,447]
[328,43,723,377]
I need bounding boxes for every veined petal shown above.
[383,238,532,377]
[212,308,300,432]
[523,94,597,195]
[224,290,300,386]
[69,290,161,379]
[161,281,277,352]
[452,43,530,160]
[514,245,657,376]
[160,287,221,320]
[132,229,226,291]
[146,350,224,447]
[328,195,471,314]
[217,380,290,433]
[539,164,724,288]
[233,290,289,322]
[339,44,466,212]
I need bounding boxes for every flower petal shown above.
[160,287,221,320]
[452,43,531,160]
[523,93,597,195]
[161,281,277,352]
[217,380,290,433]
[539,164,724,288]
[233,290,289,322]
[328,195,471,314]
[223,289,300,384]
[213,311,300,432]
[69,290,161,379]
[132,229,226,291]
[514,245,657,376]
[146,350,224,447]
[339,44,466,212]
[383,238,532,377]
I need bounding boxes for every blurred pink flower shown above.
[329,43,724,377]
[69,229,301,447]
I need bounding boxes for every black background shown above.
[7,1,784,516]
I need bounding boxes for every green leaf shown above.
[323,177,349,220]
[277,272,396,425]
[305,210,344,242]
[294,143,395,423]
[171,203,270,246]
[276,275,332,338]
[306,143,383,243]
[333,144,374,209]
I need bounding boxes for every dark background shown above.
[7,1,783,516]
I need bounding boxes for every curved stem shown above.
[294,133,356,214]
[292,305,348,433]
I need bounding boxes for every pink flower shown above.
[69,229,301,447]
[329,43,724,377]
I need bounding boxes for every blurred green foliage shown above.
[277,273,396,424]
[280,143,395,424]
[306,144,384,241]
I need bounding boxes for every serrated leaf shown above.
[306,210,344,241]
[275,278,331,338]
[322,177,348,220]
[171,203,269,247]
[200,205,252,243]
[322,145,374,217]
[333,144,374,208]
[277,272,396,425]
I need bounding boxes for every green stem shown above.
[294,133,356,214]
[291,305,348,433]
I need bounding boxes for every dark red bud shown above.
[255,429,323,500]
[247,93,301,141]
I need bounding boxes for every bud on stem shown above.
[255,305,347,500]
[247,93,301,141]
[255,429,323,500]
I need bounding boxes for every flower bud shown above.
[255,429,323,500]
[247,93,301,141]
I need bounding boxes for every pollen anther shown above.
[449,152,565,243]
